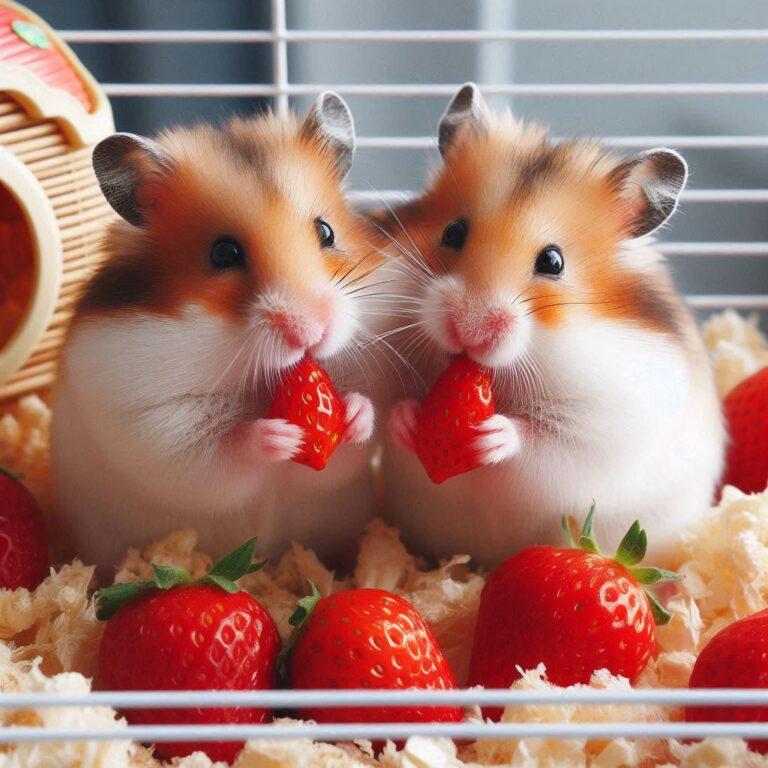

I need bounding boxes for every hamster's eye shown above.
[442,218,468,250]
[315,218,335,249]
[534,245,564,277]
[210,237,245,270]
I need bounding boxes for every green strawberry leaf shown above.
[645,589,672,626]
[151,564,191,590]
[288,580,322,628]
[581,503,596,537]
[631,566,682,585]
[577,502,601,555]
[96,538,264,621]
[208,538,261,583]
[615,521,647,567]
[561,515,576,548]
[0,467,24,482]
[11,20,50,50]
[277,580,323,680]
[95,580,156,621]
[567,503,681,627]
[204,574,240,594]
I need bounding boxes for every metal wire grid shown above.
[0,0,765,747]
[3,689,768,744]
[56,15,768,310]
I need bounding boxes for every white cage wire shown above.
[4,0,768,751]
[59,7,768,312]
[4,688,768,744]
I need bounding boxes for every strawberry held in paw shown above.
[687,607,768,754]
[722,366,768,494]
[468,506,679,717]
[413,355,501,484]
[269,356,372,470]
[0,469,47,590]
[97,539,281,765]
[283,586,463,728]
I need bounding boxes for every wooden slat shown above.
[44,176,99,200]
[29,146,92,176]
[0,112,34,132]
[4,359,57,380]
[29,331,67,353]
[58,281,88,300]
[62,236,105,257]
[0,371,56,401]
[55,198,111,221]
[16,143,70,164]
[0,95,113,399]
[62,254,104,274]
[54,191,108,210]
[61,220,110,243]
[49,306,77,326]
[25,346,60,367]
[1,122,60,145]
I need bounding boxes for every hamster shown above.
[372,83,724,569]
[51,92,383,572]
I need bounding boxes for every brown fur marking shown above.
[78,112,379,321]
[370,113,684,339]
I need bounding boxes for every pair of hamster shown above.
[52,85,724,573]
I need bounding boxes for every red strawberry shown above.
[0,468,47,590]
[468,507,678,717]
[687,608,768,754]
[268,356,346,470]
[722,366,768,493]
[97,540,281,765]
[415,355,495,484]
[284,586,462,727]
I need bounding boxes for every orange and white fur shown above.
[52,93,380,571]
[376,84,724,568]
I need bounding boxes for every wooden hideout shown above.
[0,0,114,401]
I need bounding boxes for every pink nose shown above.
[270,309,325,350]
[452,308,513,350]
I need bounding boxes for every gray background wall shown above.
[24,0,768,307]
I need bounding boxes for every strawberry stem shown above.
[95,538,266,620]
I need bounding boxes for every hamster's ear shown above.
[300,90,355,180]
[92,132,175,227]
[609,149,688,239]
[438,82,491,158]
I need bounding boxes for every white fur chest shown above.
[382,318,723,568]
[52,308,376,570]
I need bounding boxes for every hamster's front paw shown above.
[342,392,375,444]
[472,414,522,465]
[248,418,304,463]
[389,399,421,452]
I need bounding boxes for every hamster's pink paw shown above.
[342,392,375,444]
[247,418,304,462]
[472,414,522,465]
[389,400,421,452]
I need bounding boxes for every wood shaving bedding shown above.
[0,309,766,768]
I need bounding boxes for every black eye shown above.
[316,219,335,248]
[210,237,245,270]
[442,218,468,250]
[534,245,564,276]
